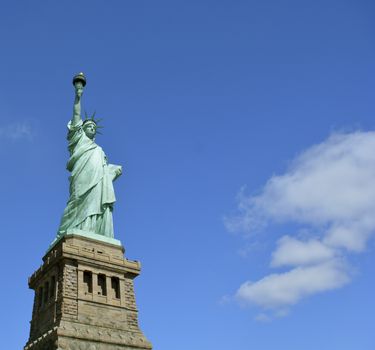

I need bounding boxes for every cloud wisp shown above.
[226,131,375,318]
[0,121,35,141]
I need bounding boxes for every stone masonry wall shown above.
[29,290,38,339]
[124,278,137,310]
[124,277,141,332]
[58,336,144,350]
[29,266,59,341]
[56,260,78,321]
[127,311,140,332]
[56,263,64,321]
[25,235,152,350]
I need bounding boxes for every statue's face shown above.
[83,122,96,139]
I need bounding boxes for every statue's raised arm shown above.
[72,73,86,126]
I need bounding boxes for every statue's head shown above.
[83,111,102,140]
[83,120,97,139]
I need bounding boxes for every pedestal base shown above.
[24,234,152,350]
[48,229,122,253]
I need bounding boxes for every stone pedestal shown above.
[24,233,152,350]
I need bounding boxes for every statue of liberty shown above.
[56,73,122,241]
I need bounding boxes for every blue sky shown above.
[1,1,374,349]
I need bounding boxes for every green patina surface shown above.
[53,73,122,247]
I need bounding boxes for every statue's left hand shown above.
[108,164,122,181]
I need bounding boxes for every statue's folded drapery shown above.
[57,120,120,238]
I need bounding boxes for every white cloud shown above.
[228,132,375,251]
[227,131,375,317]
[254,313,271,322]
[236,260,349,309]
[271,236,336,267]
[0,121,35,141]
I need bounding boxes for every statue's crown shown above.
[83,111,103,134]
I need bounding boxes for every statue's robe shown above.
[57,120,120,238]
